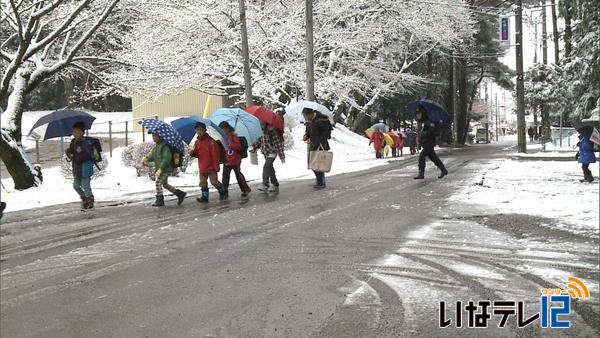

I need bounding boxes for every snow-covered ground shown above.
[2,118,406,212]
[451,158,600,237]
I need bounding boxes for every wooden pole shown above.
[239,0,253,106]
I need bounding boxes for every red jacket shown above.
[369,131,384,151]
[224,133,242,166]
[190,134,221,173]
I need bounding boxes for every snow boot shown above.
[87,195,95,209]
[241,188,251,198]
[218,187,228,201]
[268,185,279,193]
[438,169,448,179]
[174,189,187,205]
[413,173,425,180]
[196,189,209,203]
[152,194,165,207]
[79,196,87,210]
[258,184,269,193]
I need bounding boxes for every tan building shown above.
[132,88,231,131]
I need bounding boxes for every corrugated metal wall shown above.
[132,89,229,131]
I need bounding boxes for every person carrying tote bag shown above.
[302,108,333,189]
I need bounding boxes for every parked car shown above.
[475,128,491,143]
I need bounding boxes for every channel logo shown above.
[440,276,590,329]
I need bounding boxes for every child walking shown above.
[218,122,251,198]
[143,133,187,206]
[189,122,228,202]
[252,122,285,193]
[65,122,96,210]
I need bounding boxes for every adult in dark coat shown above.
[414,105,448,179]
[302,108,332,189]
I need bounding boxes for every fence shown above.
[24,115,159,163]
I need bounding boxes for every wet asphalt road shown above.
[1,142,598,337]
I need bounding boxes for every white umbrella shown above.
[285,100,334,124]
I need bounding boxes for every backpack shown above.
[239,136,249,159]
[85,137,102,162]
[169,146,184,168]
[158,143,183,169]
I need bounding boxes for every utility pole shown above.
[541,0,548,65]
[452,51,458,147]
[516,0,527,153]
[495,92,499,142]
[305,0,315,101]
[550,0,560,64]
[238,0,253,106]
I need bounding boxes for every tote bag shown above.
[308,144,333,173]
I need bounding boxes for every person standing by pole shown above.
[302,108,332,189]
[413,106,448,179]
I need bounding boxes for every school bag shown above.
[72,137,102,169]
[239,136,249,159]
[159,143,184,168]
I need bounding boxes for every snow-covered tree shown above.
[111,0,473,121]
[555,0,599,119]
[0,0,143,189]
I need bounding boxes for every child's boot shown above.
[218,187,228,201]
[152,194,165,207]
[197,189,209,203]
[174,189,187,205]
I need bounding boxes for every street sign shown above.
[500,16,510,49]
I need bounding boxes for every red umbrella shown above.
[244,106,284,132]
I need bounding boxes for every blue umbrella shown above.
[369,123,389,132]
[170,116,228,148]
[406,99,451,124]
[209,108,263,145]
[28,109,96,140]
[138,119,186,153]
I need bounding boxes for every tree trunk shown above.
[0,70,38,190]
[457,59,469,144]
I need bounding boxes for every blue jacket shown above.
[578,135,597,164]
[68,137,95,178]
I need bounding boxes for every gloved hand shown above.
[155,168,162,178]
[142,156,149,165]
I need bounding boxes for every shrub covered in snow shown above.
[121,142,191,177]
[283,114,296,151]
[60,153,109,179]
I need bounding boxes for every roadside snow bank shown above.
[451,159,599,237]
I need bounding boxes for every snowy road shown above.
[1,142,598,337]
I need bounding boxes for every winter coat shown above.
[578,135,597,164]
[369,131,385,151]
[190,133,221,173]
[305,116,332,151]
[396,134,405,148]
[67,137,94,178]
[225,133,243,167]
[254,127,285,161]
[148,141,173,175]
[418,119,438,146]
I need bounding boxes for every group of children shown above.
[65,118,289,209]
[150,120,286,206]
[368,130,405,159]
